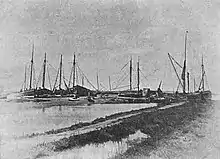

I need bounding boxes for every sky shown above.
[0,0,220,93]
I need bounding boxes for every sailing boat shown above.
[34,53,53,97]
[182,31,212,101]
[193,55,212,100]
[67,54,95,97]
[20,44,36,97]
[168,31,212,101]
[52,54,66,96]
[20,45,52,97]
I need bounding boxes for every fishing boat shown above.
[20,44,52,98]
[168,31,211,102]
[187,55,212,101]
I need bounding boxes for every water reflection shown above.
[0,101,156,138]
[0,101,156,159]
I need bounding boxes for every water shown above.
[1,95,220,159]
[0,99,155,159]
[0,100,156,138]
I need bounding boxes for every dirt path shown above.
[36,102,185,143]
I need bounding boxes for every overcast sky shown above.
[0,0,220,93]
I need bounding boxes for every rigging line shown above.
[113,85,130,90]
[176,81,181,92]
[111,61,130,83]
[168,53,184,89]
[133,67,159,78]
[48,63,59,73]
[47,67,52,90]
[62,66,71,89]
[112,66,128,81]
[204,73,210,90]
[113,72,129,90]
[76,64,97,90]
[100,83,107,90]
[111,60,130,77]
[139,69,149,82]
[169,54,183,68]
[120,61,129,71]
[33,65,37,89]
[26,64,31,89]
[123,86,134,91]
[198,71,206,90]
[53,67,60,91]
[99,83,105,91]
[66,68,79,86]
[112,70,128,86]
[68,66,73,87]
[22,65,27,90]
[36,64,44,88]
[63,75,69,89]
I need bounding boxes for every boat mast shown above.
[158,80,162,89]
[130,56,132,90]
[182,31,188,94]
[109,76,111,91]
[187,72,190,93]
[137,57,140,94]
[82,76,84,86]
[24,65,27,91]
[194,78,196,92]
[201,54,205,91]
[96,70,99,91]
[29,44,34,90]
[59,54,62,90]
[73,54,76,88]
[42,53,46,89]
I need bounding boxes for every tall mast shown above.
[129,56,132,90]
[24,65,27,91]
[82,76,84,86]
[137,57,140,94]
[109,76,111,91]
[182,31,188,94]
[59,54,62,90]
[29,44,34,90]
[42,53,46,88]
[187,72,190,93]
[96,70,99,91]
[73,54,76,87]
[201,54,205,91]
[194,78,196,92]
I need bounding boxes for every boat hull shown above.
[187,90,212,102]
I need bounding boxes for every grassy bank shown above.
[48,100,211,152]
[26,103,158,138]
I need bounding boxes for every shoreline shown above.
[33,100,211,154]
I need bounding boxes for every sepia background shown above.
[0,0,219,93]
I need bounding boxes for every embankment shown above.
[44,100,211,152]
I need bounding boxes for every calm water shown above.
[0,99,156,159]
[1,95,220,159]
